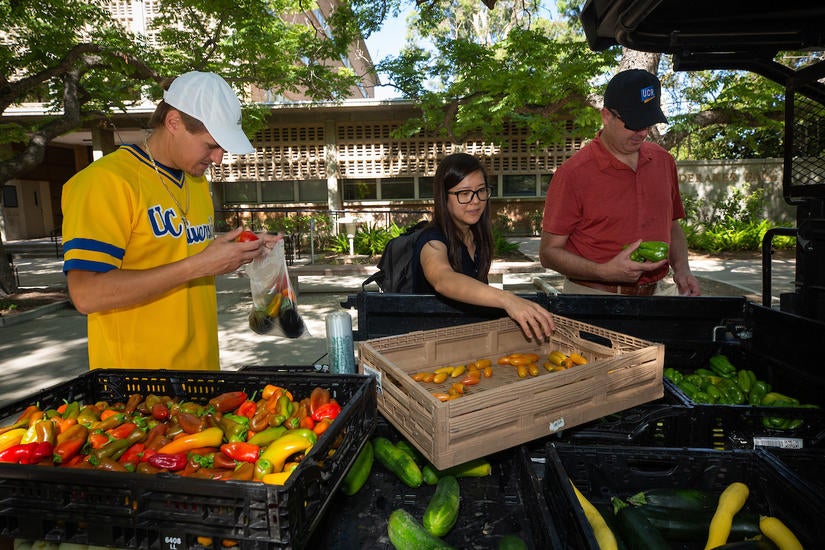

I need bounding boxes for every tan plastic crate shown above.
[358,315,664,469]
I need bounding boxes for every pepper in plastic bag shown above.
[245,239,307,338]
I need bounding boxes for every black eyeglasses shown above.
[608,109,633,130]
[609,108,650,132]
[447,186,494,204]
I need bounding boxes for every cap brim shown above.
[625,108,668,131]
[210,126,255,155]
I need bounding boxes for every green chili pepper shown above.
[219,413,249,443]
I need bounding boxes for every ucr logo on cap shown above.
[640,86,656,104]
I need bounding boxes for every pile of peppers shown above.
[0,385,343,486]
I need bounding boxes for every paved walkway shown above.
[0,238,796,407]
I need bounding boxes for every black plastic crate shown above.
[0,369,376,550]
[305,416,560,549]
[542,442,825,549]
[665,344,825,449]
[564,398,696,447]
[763,447,825,498]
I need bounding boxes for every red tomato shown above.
[236,230,259,242]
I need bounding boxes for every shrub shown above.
[682,187,795,252]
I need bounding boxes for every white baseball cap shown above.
[164,71,255,155]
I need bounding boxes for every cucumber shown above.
[626,488,716,511]
[387,508,455,550]
[340,440,373,496]
[637,505,760,541]
[395,440,425,465]
[373,437,423,488]
[421,457,492,485]
[611,497,669,550]
[423,475,460,537]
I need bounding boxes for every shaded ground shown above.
[0,288,70,317]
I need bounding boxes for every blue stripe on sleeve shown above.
[63,238,125,259]
[63,259,118,274]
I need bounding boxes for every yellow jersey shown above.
[62,144,219,370]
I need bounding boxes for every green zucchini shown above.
[636,505,761,541]
[421,457,492,485]
[595,502,630,550]
[611,497,669,550]
[711,542,779,550]
[340,440,373,496]
[626,488,716,511]
[387,508,455,550]
[373,437,422,488]
[496,535,528,550]
[423,475,460,537]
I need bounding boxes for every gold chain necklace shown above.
[144,138,191,228]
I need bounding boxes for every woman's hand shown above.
[501,293,555,342]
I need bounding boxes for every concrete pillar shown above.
[325,119,342,212]
[91,126,116,161]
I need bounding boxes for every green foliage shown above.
[376,0,611,147]
[682,188,795,252]
[493,228,519,256]
[328,233,353,255]
[1,0,371,180]
[355,224,392,256]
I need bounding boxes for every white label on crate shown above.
[752,437,804,449]
[548,417,565,433]
[363,364,382,394]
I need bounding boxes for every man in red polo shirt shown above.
[539,69,701,296]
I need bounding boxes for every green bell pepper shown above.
[629,241,669,262]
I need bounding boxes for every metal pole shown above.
[310,217,315,264]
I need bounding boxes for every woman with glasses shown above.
[412,152,555,341]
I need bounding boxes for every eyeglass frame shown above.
[446,186,494,204]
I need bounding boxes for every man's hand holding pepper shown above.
[607,239,668,283]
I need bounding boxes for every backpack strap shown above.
[361,271,383,291]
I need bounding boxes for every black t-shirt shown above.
[412,226,485,294]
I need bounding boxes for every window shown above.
[2,185,18,208]
[418,177,433,198]
[224,181,257,203]
[502,174,537,197]
[381,178,414,199]
[540,173,553,196]
[261,181,294,202]
[299,179,328,202]
[343,180,377,200]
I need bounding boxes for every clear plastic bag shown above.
[245,239,307,338]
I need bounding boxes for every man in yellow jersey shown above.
[62,71,271,370]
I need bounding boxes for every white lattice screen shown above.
[216,119,583,182]
[215,125,327,182]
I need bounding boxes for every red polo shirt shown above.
[542,132,684,284]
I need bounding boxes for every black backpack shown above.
[362,221,429,293]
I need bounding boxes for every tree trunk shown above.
[619,48,661,74]
[0,237,19,295]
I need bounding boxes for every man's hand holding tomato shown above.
[197,227,282,276]
[236,230,259,242]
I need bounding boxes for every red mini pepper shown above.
[236,400,257,419]
[208,391,248,413]
[106,422,137,440]
[147,452,187,471]
[220,442,261,463]
[118,442,145,467]
[0,441,54,464]
[311,402,341,422]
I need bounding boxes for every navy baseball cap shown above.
[603,69,667,131]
